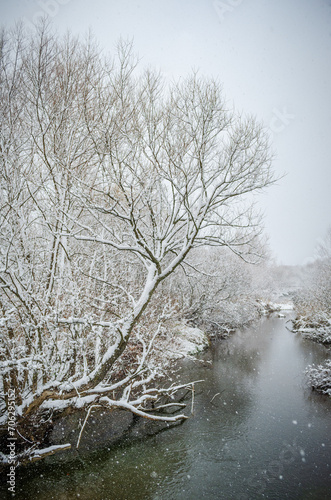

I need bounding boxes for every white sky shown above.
[1,0,331,265]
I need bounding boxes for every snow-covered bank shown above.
[291,315,331,397]
[159,323,209,361]
[291,316,331,345]
[258,300,294,314]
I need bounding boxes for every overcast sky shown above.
[1,0,331,265]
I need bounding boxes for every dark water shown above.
[5,315,331,499]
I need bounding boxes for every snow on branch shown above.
[99,397,189,422]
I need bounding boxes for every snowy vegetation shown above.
[164,247,275,336]
[305,360,331,397]
[292,227,331,345]
[292,227,331,396]
[0,23,275,464]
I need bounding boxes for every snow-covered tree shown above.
[0,23,274,462]
[165,246,265,335]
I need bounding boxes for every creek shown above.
[7,315,331,499]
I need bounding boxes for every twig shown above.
[210,392,220,403]
[191,383,195,415]
[76,404,100,449]
[27,444,71,463]
[210,389,225,404]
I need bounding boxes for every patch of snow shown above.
[165,323,209,359]
[41,394,97,411]
[278,303,294,311]
[259,300,294,315]
[41,399,71,410]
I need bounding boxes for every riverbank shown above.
[291,315,331,345]
[291,314,331,397]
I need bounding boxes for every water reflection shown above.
[6,316,331,499]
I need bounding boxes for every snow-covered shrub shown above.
[306,360,331,396]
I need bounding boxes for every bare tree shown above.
[0,23,274,462]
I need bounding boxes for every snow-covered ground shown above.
[151,322,209,374]
[164,323,209,359]
[258,300,294,315]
